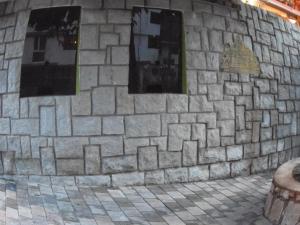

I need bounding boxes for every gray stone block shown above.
[188,165,209,182]
[217,120,235,136]
[80,25,99,49]
[183,141,197,166]
[159,152,181,168]
[81,9,106,24]
[197,113,217,128]
[80,50,106,65]
[210,162,230,179]
[3,94,19,118]
[161,114,178,135]
[135,94,166,113]
[117,87,134,114]
[11,119,39,136]
[199,147,226,164]
[203,13,225,30]
[261,140,277,155]
[108,10,131,24]
[227,145,243,161]
[102,155,137,174]
[252,156,268,173]
[71,92,91,115]
[186,51,206,69]
[73,117,102,136]
[2,152,15,174]
[214,101,235,120]
[40,106,56,136]
[189,95,213,112]
[5,41,24,59]
[112,172,144,186]
[124,138,149,154]
[103,116,124,135]
[145,170,164,185]
[40,147,56,175]
[125,115,161,137]
[0,70,7,93]
[112,46,129,65]
[165,168,188,183]
[84,146,101,175]
[138,146,157,171]
[99,66,128,85]
[231,160,251,177]
[56,97,72,136]
[76,176,111,186]
[150,137,167,151]
[0,118,10,134]
[236,130,252,144]
[79,66,98,91]
[57,159,84,175]
[16,159,41,175]
[208,84,223,101]
[167,95,188,113]
[192,124,206,148]
[168,124,191,151]
[91,136,123,157]
[207,129,220,147]
[92,87,115,115]
[54,137,89,158]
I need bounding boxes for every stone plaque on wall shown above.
[221,40,260,75]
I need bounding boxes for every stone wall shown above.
[0,0,299,186]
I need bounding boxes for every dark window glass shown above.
[20,6,81,98]
[129,7,183,94]
[150,11,161,24]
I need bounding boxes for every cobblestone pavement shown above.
[0,173,274,225]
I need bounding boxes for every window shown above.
[129,7,185,94]
[20,6,81,98]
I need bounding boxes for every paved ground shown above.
[0,173,274,225]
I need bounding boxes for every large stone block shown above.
[3,94,19,118]
[80,50,106,65]
[0,70,7,93]
[252,156,268,173]
[135,95,166,113]
[167,95,188,113]
[138,146,157,171]
[11,119,39,136]
[150,137,167,151]
[208,84,223,100]
[236,130,252,144]
[210,162,230,179]
[5,41,24,59]
[108,10,131,24]
[227,145,243,161]
[80,25,99,49]
[145,170,165,185]
[188,165,209,182]
[199,147,226,164]
[72,117,102,136]
[197,113,217,128]
[260,94,275,109]
[112,46,129,65]
[102,155,137,174]
[189,95,213,112]
[165,168,188,183]
[81,9,106,24]
[125,115,161,137]
[56,97,72,136]
[261,140,277,155]
[159,152,181,168]
[214,101,235,120]
[99,66,128,85]
[103,116,124,135]
[203,13,225,30]
[16,159,41,175]
[71,92,91,115]
[84,145,101,175]
[168,124,191,151]
[31,137,47,158]
[161,114,178,135]
[124,138,149,154]
[57,159,84,175]
[76,176,111,186]
[40,106,56,136]
[192,124,206,148]
[40,147,56,175]
[0,118,10,134]
[112,172,144,186]
[217,120,235,136]
[79,66,98,91]
[117,87,134,114]
[54,137,89,158]
[186,51,206,69]
[207,129,220,147]
[182,141,197,166]
[90,136,123,157]
[231,160,251,176]
[92,87,115,115]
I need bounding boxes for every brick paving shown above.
[0,173,274,225]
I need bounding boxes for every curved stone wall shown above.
[0,0,299,186]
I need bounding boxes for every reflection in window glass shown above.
[129,7,184,94]
[20,6,81,97]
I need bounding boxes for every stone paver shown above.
[0,174,274,225]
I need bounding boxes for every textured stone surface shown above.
[138,146,157,171]
[125,115,161,137]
